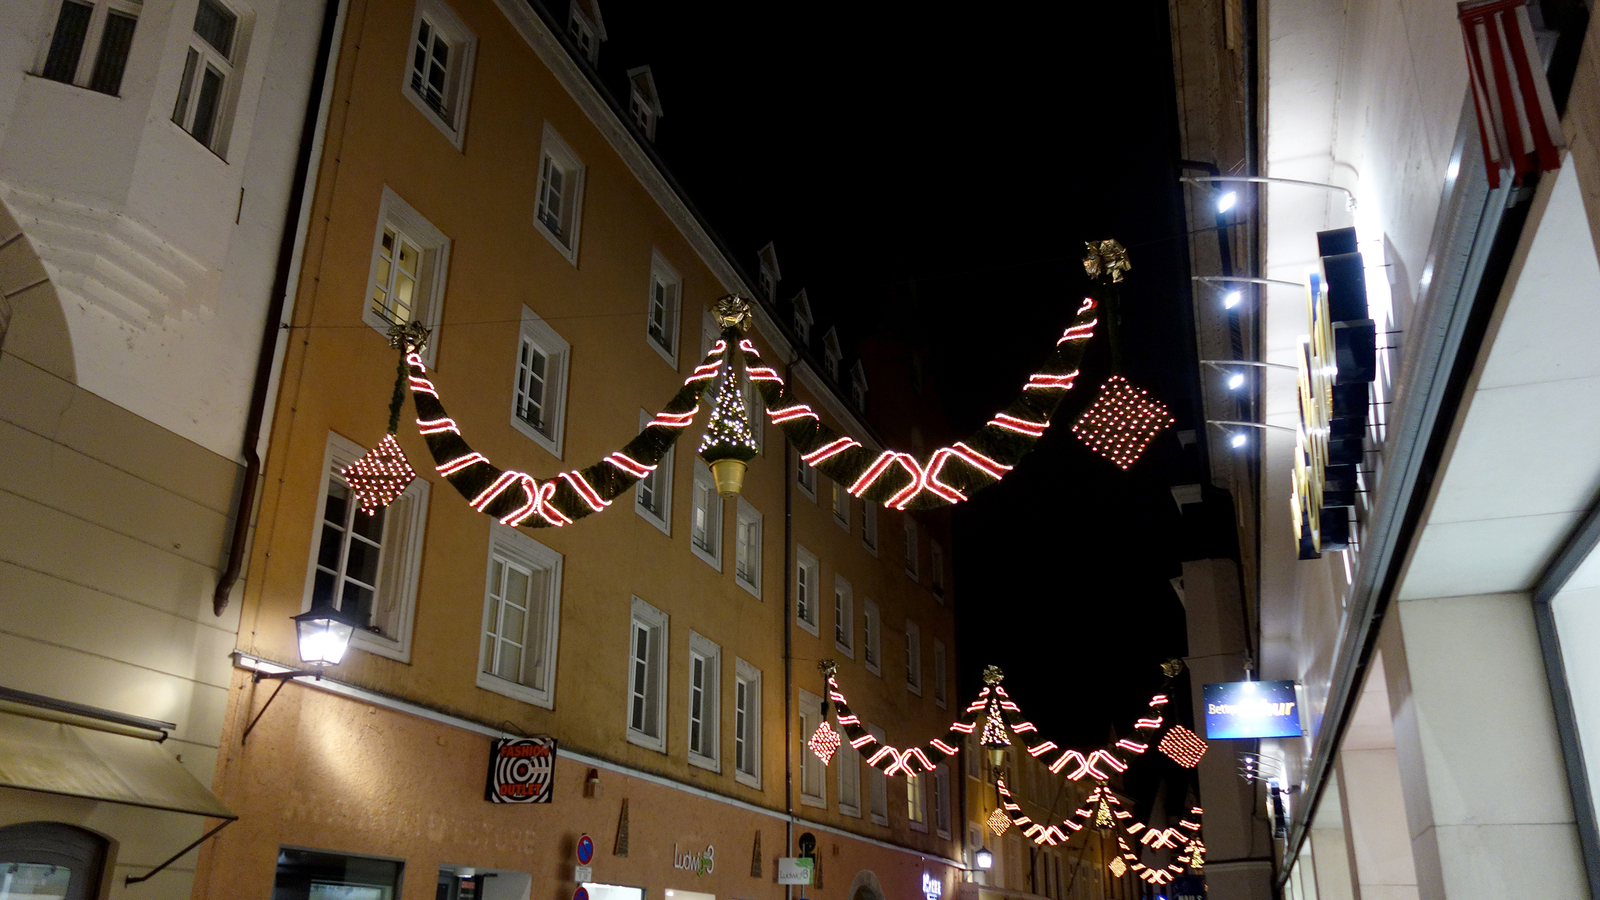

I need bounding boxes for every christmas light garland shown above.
[994,778,1206,881]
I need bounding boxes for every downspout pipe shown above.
[783,354,796,900]
[213,0,343,615]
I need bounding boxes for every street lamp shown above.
[1215,190,1238,213]
[241,605,361,743]
[974,847,994,870]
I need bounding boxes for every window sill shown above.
[834,514,849,532]
[647,333,678,369]
[350,629,410,664]
[635,502,672,536]
[907,682,922,697]
[869,812,888,827]
[476,670,553,710]
[533,215,580,267]
[797,480,817,503]
[688,752,720,774]
[510,413,564,460]
[936,828,952,840]
[736,573,761,599]
[800,794,827,810]
[865,660,881,677]
[403,86,467,152]
[735,769,761,790]
[690,542,722,573]
[863,540,878,558]
[935,697,947,710]
[839,804,862,819]
[625,728,666,754]
[796,618,819,638]
[834,640,854,660]
[909,821,929,834]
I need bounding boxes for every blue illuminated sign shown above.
[1203,680,1303,739]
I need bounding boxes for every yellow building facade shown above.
[194,0,961,898]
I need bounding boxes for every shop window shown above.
[305,431,429,662]
[626,596,668,752]
[798,687,825,807]
[687,631,720,771]
[734,657,761,788]
[634,409,673,535]
[477,524,562,709]
[37,0,138,95]
[437,865,532,899]
[794,546,819,636]
[0,822,107,900]
[273,847,402,900]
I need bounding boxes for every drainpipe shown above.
[212,0,343,615]
[783,354,796,900]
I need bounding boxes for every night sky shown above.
[590,1,1203,804]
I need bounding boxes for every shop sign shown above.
[673,844,714,876]
[1203,681,1303,739]
[485,736,557,803]
[777,858,813,885]
[922,873,943,900]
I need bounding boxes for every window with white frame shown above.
[862,502,878,554]
[830,479,850,531]
[799,687,825,807]
[905,619,922,695]
[867,723,888,824]
[934,765,952,837]
[734,658,761,788]
[171,0,241,154]
[477,524,562,709]
[509,306,570,458]
[931,540,945,598]
[402,0,475,149]
[903,516,919,580]
[304,432,429,662]
[626,596,668,752]
[850,360,868,413]
[734,498,761,597]
[566,0,599,63]
[792,290,813,345]
[533,122,585,263]
[862,599,881,675]
[645,250,680,366]
[37,0,138,95]
[690,460,722,570]
[757,243,780,303]
[906,771,926,830]
[933,639,947,709]
[687,632,721,771]
[838,734,861,816]
[365,187,449,366]
[832,576,853,657]
[629,85,655,140]
[796,455,816,499]
[794,546,819,636]
[822,328,842,381]
[634,409,672,535]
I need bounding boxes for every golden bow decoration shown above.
[712,294,754,332]
[1083,239,1131,283]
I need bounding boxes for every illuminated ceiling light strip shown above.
[438,452,490,476]
[604,452,655,478]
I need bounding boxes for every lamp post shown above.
[1180,175,1357,211]
[241,605,361,743]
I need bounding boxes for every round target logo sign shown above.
[485,736,557,803]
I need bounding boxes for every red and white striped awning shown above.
[1458,0,1563,188]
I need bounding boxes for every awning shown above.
[0,710,235,820]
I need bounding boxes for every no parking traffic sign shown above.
[577,834,595,865]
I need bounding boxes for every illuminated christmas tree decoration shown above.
[1157,726,1209,768]
[987,808,1012,836]
[342,433,417,515]
[980,713,1011,750]
[1179,840,1205,871]
[698,365,760,463]
[1094,796,1116,830]
[1108,857,1127,878]
[809,720,842,765]
[1072,375,1175,469]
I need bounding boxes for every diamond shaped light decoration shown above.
[808,720,841,766]
[1108,857,1127,878]
[987,807,1012,836]
[1072,375,1175,469]
[1157,726,1209,769]
[342,433,417,515]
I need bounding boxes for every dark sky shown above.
[590,1,1201,795]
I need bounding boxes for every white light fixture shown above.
[1216,191,1238,213]
[1224,290,1242,309]
[293,607,359,668]
[1227,372,1245,390]
[1230,433,1247,448]
[975,847,994,870]
[1446,157,1460,181]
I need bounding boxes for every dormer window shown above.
[566,0,605,65]
[851,360,868,412]
[823,328,842,382]
[757,242,780,303]
[792,290,813,345]
[625,66,663,141]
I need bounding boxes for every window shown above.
[0,822,108,900]
[402,0,475,149]
[906,771,927,830]
[629,90,653,137]
[931,540,945,598]
[838,735,861,816]
[365,187,449,366]
[832,576,853,657]
[625,65,661,141]
[741,374,764,453]
[903,516,919,580]
[534,122,586,263]
[822,328,842,381]
[934,765,952,837]
[831,479,850,531]
[734,498,762,597]
[799,687,825,807]
[566,0,601,63]
[688,632,721,771]
[690,460,723,570]
[627,596,668,751]
[850,360,868,413]
[274,847,403,900]
[37,0,138,95]
[867,723,888,824]
[905,620,922,695]
[645,250,681,366]
[794,546,819,636]
[477,525,562,709]
[862,502,878,554]
[305,432,429,662]
[734,658,761,788]
[966,734,979,779]
[757,242,780,303]
[634,408,673,535]
[933,639,947,709]
[509,306,570,458]
[796,454,816,500]
[862,599,881,675]
[171,0,240,154]
[792,289,813,345]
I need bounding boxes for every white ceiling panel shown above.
[1399,512,1579,600]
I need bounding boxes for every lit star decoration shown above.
[987,808,1012,836]
[1071,375,1175,469]
[1157,726,1209,769]
[342,433,416,515]
[697,363,759,464]
[1108,857,1127,878]
[809,720,842,766]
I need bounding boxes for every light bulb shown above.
[1224,290,1242,309]
[1216,191,1238,213]
[1227,372,1244,389]
[1230,433,1247,448]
